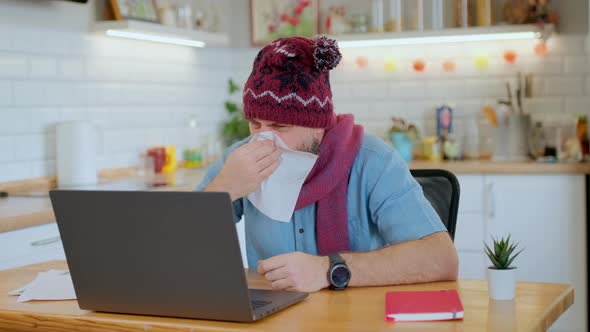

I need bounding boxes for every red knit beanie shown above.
[243,36,342,129]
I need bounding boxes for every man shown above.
[196,36,458,293]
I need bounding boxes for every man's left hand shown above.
[257,252,330,292]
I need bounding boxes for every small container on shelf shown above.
[476,0,493,26]
[350,13,369,33]
[400,0,424,31]
[370,0,384,32]
[385,0,402,32]
[455,0,475,27]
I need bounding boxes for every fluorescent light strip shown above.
[106,29,206,48]
[338,32,539,48]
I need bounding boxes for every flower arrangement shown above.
[265,0,315,39]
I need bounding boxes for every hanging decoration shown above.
[413,60,426,72]
[474,56,489,69]
[356,56,369,68]
[384,58,397,72]
[534,42,548,56]
[442,60,456,73]
[503,50,517,64]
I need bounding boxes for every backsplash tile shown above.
[0,54,27,78]
[0,81,11,105]
[544,77,585,96]
[0,137,14,162]
[29,57,58,78]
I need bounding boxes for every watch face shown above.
[330,264,351,288]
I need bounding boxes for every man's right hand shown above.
[204,140,281,201]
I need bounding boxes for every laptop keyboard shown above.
[251,300,272,310]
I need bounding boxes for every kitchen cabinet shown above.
[455,174,586,332]
[0,223,65,271]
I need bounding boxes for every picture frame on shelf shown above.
[250,0,319,47]
[110,0,159,23]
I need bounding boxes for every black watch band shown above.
[329,253,345,265]
[328,253,351,290]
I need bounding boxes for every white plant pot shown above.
[487,267,516,300]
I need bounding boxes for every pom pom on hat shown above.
[313,35,342,72]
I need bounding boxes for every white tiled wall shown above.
[0,25,230,182]
[0,26,588,183]
[232,35,590,142]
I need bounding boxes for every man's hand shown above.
[257,252,330,292]
[205,140,281,201]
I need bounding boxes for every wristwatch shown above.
[328,253,351,290]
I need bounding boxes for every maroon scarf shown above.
[295,114,364,255]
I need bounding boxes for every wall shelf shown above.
[92,20,229,48]
[331,24,553,48]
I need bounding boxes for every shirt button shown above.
[299,228,304,234]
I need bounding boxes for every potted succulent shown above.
[388,117,419,163]
[484,235,524,300]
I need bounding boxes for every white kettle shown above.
[56,121,100,188]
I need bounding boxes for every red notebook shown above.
[385,290,464,322]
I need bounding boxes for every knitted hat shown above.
[243,36,342,129]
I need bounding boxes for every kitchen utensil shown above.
[505,82,513,109]
[524,73,533,98]
[528,121,546,158]
[422,137,442,161]
[390,133,413,163]
[507,113,530,160]
[162,146,177,174]
[516,72,523,114]
[482,106,497,127]
[147,147,166,173]
[56,121,100,188]
[436,105,453,139]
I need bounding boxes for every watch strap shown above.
[329,253,345,266]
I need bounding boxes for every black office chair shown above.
[411,169,460,241]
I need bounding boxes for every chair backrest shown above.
[410,169,460,241]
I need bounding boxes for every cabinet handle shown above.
[30,236,61,247]
[487,182,495,219]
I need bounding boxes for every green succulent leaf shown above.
[484,234,524,269]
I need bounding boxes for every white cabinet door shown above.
[455,175,487,279]
[484,175,586,332]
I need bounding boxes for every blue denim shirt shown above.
[196,134,446,268]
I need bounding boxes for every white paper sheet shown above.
[246,132,318,222]
[8,269,76,302]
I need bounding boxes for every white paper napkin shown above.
[8,269,76,303]
[246,132,318,222]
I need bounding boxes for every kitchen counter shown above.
[410,160,590,174]
[0,168,206,234]
[1,160,589,234]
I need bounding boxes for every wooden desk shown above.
[0,261,574,332]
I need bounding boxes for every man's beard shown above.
[303,138,321,155]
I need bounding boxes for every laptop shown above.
[49,190,308,322]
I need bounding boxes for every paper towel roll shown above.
[56,121,98,188]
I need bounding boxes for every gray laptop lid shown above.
[50,190,258,322]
